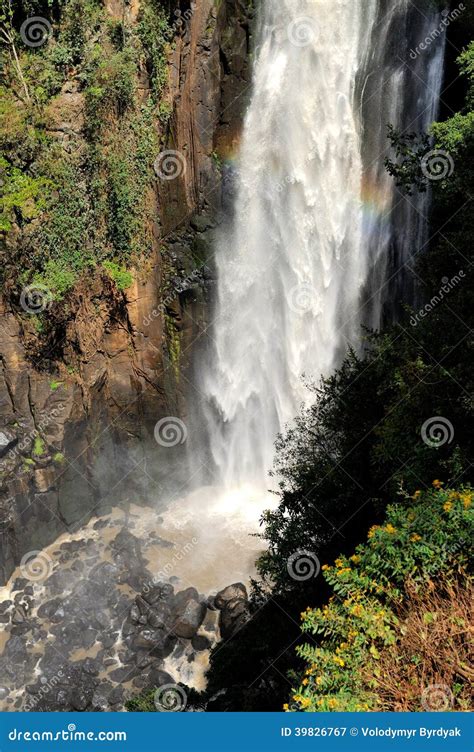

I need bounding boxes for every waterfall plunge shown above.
[183,0,446,530]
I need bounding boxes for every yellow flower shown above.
[322,564,330,571]
[316,676,323,685]
[461,493,472,509]
[412,490,422,500]
[300,697,311,708]
[368,525,379,539]
[351,604,363,617]
[335,558,344,568]
[443,501,453,512]
[350,554,360,563]
[302,678,309,686]
[385,523,396,534]
[283,703,289,711]
[432,479,444,488]
[410,533,421,542]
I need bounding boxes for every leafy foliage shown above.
[287,485,473,712]
[0,0,168,304]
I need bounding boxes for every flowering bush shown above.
[286,484,473,712]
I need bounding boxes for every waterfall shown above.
[190,0,446,499]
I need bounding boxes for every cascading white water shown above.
[196,0,379,492]
[192,0,446,497]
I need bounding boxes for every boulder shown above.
[214,583,247,610]
[172,598,206,639]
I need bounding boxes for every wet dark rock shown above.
[0,600,12,613]
[191,634,212,651]
[45,569,76,594]
[142,582,174,607]
[206,595,217,611]
[82,629,98,650]
[173,587,199,611]
[71,685,94,711]
[132,628,168,651]
[11,578,28,592]
[99,632,117,649]
[82,658,101,676]
[93,518,110,530]
[130,604,140,623]
[214,583,248,610]
[121,619,136,637]
[108,666,136,683]
[108,686,124,705]
[147,602,172,630]
[135,653,153,668]
[172,597,206,639]
[37,597,63,620]
[190,214,214,232]
[11,606,26,624]
[219,597,251,640]
[91,682,114,711]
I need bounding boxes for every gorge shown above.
[1,0,468,715]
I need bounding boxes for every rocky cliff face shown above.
[0,0,253,582]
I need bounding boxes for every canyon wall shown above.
[0,0,253,582]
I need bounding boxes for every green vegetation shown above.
[288,484,473,712]
[103,261,133,291]
[0,0,170,305]
[32,435,45,457]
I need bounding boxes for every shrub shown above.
[103,261,133,291]
[287,484,473,712]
